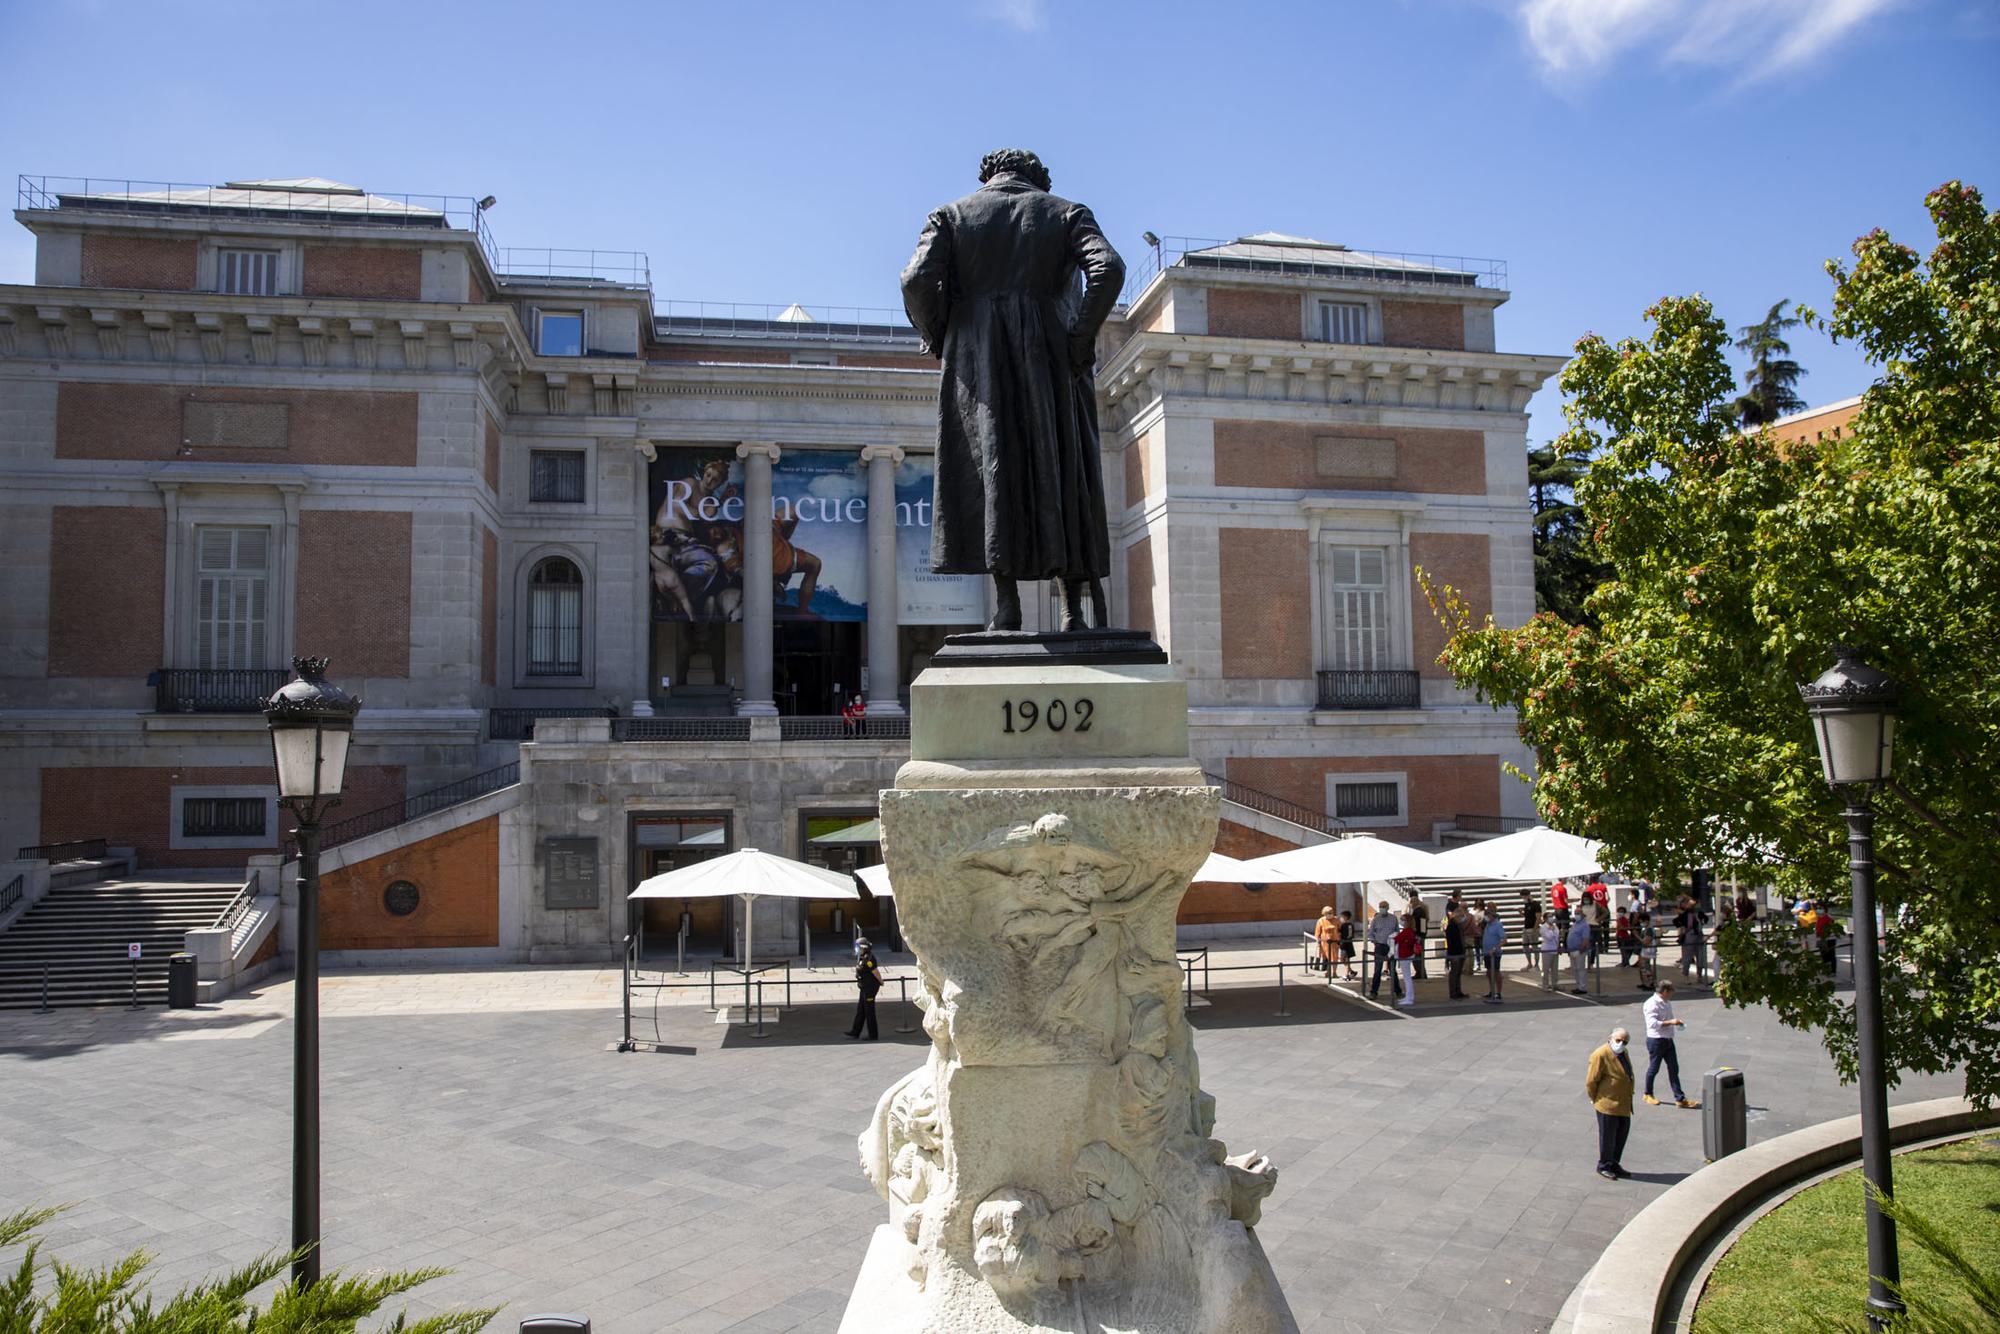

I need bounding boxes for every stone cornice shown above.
[1098,331,1567,420]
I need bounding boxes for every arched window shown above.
[526,557,583,676]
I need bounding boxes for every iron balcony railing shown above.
[611,718,752,743]
[778,716,912,741]
[154,668,291,714]
[1316,669,1422,711]
[0,875,22,918]
[210,875,259,934]
[1120,235,1507,307]
[309,763,520,853]
[495,248,651,287]
[1204,773,1345,838]
[17,838,107,863]
[18,175,499,267]
[1452,813,1539,835]
[490,706,619,741]
[654,301,921,344]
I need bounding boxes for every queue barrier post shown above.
[1274,961,1290,1018]
[752,978,769,1040]
[618,934,634,1052]
[895,975,917,1034]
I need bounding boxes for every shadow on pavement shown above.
[1186,984,1387,1030]
[715,1000,930,1050]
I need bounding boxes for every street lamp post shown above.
[1799,646,1902,1331]
[263,656,360,1288]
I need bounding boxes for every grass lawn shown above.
[1693,1133,2000,1332]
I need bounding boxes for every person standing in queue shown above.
[846,941,883,1040]
[1314,906,1338,978]
[1520,889,1543,970]
[1443,905,1468,1000]
[1586,1026,1637,1179]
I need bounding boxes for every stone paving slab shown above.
[0,951,1962,1333]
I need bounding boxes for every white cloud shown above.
[982,0,1048,34]
[1519,0,1900,83]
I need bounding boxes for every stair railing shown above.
[0,874,22,917]
[303,762,521,854]
[1203,772,1346,837]
[210,875,259,935]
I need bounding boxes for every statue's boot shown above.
[1086,577,1108,630]
[988,577,1022,632]
[1057,578,1087,632]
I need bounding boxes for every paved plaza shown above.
[0,944,1963,1333]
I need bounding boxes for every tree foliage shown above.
[0,1203,498,1333]
[1432,182,2000,1106]
[1526,439,1606,623]
[1731,297,1810,426]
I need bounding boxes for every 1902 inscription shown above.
[1000,697,1094,734]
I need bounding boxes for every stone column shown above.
[735,441,780,716]
[861,444,906,717]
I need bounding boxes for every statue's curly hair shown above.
[978,148,1051,192]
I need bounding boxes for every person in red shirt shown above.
[1393,913,1419,1008]
[1551,879,1572,936]
[841,693,866,737]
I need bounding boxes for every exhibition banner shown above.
[647,448,982,625]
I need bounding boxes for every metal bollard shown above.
[894,975,917,1034]
[1274,961,1290,1017]
[752,978,769,1040]
[129,958,140,1010]
[676,919,687,978]
[618,935,634,1052]
[1183,957,1194,1010]
[707,964,718,1014]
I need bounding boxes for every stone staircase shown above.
[0,873,243,1009]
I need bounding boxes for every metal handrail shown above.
[308,762,520,852]
[655,301,921,344]
[490,706,618,741]
[154,667,290,714]
[17,838,107,863]
[210,875,259,934]
[18,175,498,267]
[0,875,22,918]
[1315,669,1421,711]
[612,717,752,742]
[496,248,650,286]
[1452,813,1538,834]
[1203,773,1345,837]
[1120,235,1507,307]
[778,716,913,741]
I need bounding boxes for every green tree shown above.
[1431,182,2000,1106]
[1526,439,1606,623]
[1731,297,1809,425]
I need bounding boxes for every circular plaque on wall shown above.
[383,880,421,916]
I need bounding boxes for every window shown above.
[1334,782,1401,821]
[1326,546,1390,670]
[537,310,584,357]
[529,450,587,503]
[1318,301,1368,344]
[182,796,267,839]
[195,527,269,670]
[218,249,280,296]
[526,557,584,675]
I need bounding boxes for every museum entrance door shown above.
[630,813,730,959]
[774,620,861,716]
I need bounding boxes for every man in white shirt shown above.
[1366,899,1402,1001]
[1642,981,1700,1108]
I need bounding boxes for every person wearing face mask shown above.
[1586,1026,1636,1179]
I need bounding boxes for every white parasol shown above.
[856,861,893,900]
[630,846,857,970]
[1425,825,1603,880]
[1192,851,1307,884]
[1242,834,1443,884]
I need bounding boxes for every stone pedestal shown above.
[841,647,1295,1332]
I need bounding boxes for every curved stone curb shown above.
[1565,1094,1999,1333]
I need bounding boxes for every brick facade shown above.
[1381,300,1465,351]
[296,510,412,678]
[318,814,500,950]
[301,245,422,300]
[47,505,164,678]
[56,382,419,467]
[38,763,405,868]
[79,235,196,291]
[1206,288,1300,340]
[1212,419,1487,495]
[1217,528,1311,679]
[1225,753,1500,842]
[1409,531,1491,679]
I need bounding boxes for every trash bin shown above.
[519,1318,589,1333]
[167,952,197,1009]
[1703,1067,1747,1161]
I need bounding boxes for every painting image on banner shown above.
[648,447,867,621]
[895,454,984,624]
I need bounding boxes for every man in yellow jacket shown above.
[1587,1026,1636,1180]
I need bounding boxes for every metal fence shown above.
[778,716,912,741]
[1452,813,1539,834]
[1204,773,1345,837]
[495,248,651,286]
[0,875,21,918]
[18,175,498,267]
[655,301,921,344]
[311,763,520,852]
[17,838,106,863]
[490,706,618,741]
[1120,235,1508,308]
[1316,669,1421,711]
[611,717,753,743]
[210,875,259,935]
[153,668,290,714]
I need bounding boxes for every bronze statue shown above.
[901,149,1125,632]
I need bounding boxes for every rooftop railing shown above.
[1120,235,1508,307]
[495,248,651,287]
[18,174,499,269]
[655,301,921,344]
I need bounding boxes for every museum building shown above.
[0,174,1562,964]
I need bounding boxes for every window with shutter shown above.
[1318,301,1369,344]
[1334,781,1402,820]
[218,249,280,296]
[194,526,270,670]
[526,557,583,675]
[529,451,587,503]
[1326,546,1391,670]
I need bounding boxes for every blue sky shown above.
[2,0,1995,435]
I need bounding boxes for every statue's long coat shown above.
[901,174,1125,581]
